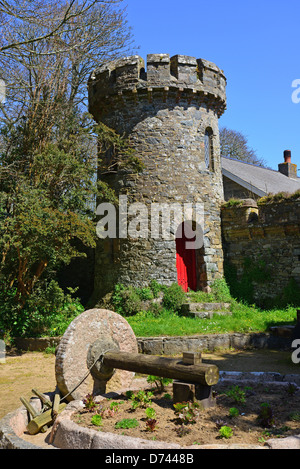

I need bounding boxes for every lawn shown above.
[125,302,298,338]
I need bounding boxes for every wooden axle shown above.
[99,351,219,387]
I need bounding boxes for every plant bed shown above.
[71,379,300,448]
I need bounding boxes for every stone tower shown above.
[88,54,227,301]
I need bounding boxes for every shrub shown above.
[0,280,84,338]
[162,283,186,312]
[149,280,164,298]
[136,287,154,301]
[111,284,143,316]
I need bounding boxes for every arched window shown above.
[204,128,214,171]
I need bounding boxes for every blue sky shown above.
[126,0,300,173]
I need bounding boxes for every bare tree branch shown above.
[0,0,122,53]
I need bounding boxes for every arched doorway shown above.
[175,222,197,292]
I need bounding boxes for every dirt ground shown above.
[0,347,299,421]
[73,380,300,447]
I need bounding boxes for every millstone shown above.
[55,309,138,401]
[87,335,120,381]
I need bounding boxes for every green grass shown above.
[125,302,297,338]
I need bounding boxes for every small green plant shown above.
[144,408,158,432]
[229,407,239,418]
[257,403,275,428]
[225,385,246,404]
[91,414,103,427]
[115,418,139,429]
[218,425,233,439]
[103,400,124,418]
[173,401,201,425]
[130,390,154,409]
[145,407,156,419]
[147,375,173,392]
[110,401,122,412]
[83,393,98,412]
[164,393,172,400]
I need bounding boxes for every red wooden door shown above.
[176,228,197,292]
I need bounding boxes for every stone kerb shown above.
[88,53,227,121]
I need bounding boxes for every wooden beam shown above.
[102,352,219,386]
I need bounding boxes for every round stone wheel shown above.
[55,309,138,401]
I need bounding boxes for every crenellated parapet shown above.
[88,54,226,121]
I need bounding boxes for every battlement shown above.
[88,54,226,119]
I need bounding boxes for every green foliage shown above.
[96,122,144,175]
[258,190,300,205]
[0,280,84,338]
[229,407,239,418]
[173,401,201,425]
[276,278,300,308]
[218,425,233,439]
[225,386,246,404]
[111,282,164,316]
[91,414,103,427]
[145,407,158,431]
[162,283,186,312]
[115,418,139,429]
[222,198,243,208]
[145,407,156,419]
[210,278,232,303]
[83,394,98,412]
[130,390,154,410]
[146,375,173,392]
[111,284,143,316]
[224,257,271,305]
[149,280,163,299]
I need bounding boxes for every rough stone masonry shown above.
[88,54,227,301]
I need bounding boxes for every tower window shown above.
[204,128,214,171]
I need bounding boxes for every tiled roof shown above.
[221,157,300,197]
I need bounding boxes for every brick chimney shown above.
[278,150,298,179]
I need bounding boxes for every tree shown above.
[0,0,134,323]
[220,127,266,167]
[0,1,122,53]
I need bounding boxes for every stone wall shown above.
[223,175,260,201]
[221,197,300,305]
[88,54,227,302]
